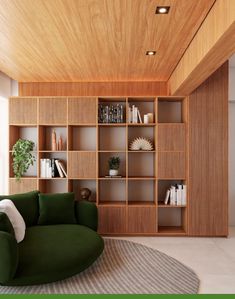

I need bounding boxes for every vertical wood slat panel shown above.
[188,61,228,236]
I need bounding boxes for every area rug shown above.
[0,239,200,294]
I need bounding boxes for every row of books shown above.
[164,184,187,206]
[40,159,67,178]
[128,105,143,123]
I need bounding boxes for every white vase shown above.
[109,169,118,176]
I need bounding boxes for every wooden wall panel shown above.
[9,98,37,124]
[98,206,126,234]
[188,62,228,236]
[68,97,96,124]
[158,124,186,151]
[128,207,156,233]
[18,82,167,96]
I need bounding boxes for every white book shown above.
[176,187,181,205]
[40,159,46,178]
[55,160,64,177]
[58,161,67,177]
[45,159,51,178]
[164,189,170,205]
[134,107,138,123]
[48,166,52,178]
[182,185,187,206]
[132,105,136,123]
[132,105,138,123]
[137,108,143,123]
[170,186,176,205]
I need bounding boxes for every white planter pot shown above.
[109,169,118,176]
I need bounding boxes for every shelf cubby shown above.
[128,179,156,205]
[38,152,67,178]
[158,180,185,205]
[158,207,187,234]
[39,126,67,151]
[68,179,97,202]
[98,97,126,124]
[158,97,185,123]
[98,179,126,205]
[39,179,68,194]
[128,126,155,150]
[127,97,156,124]
[9,125,38,151]
[99,152,126,178]
[128,151,155,178]
[99,126,126,151]
[9,152,38,178]
[158,123,186,152]
[68,125,96,151]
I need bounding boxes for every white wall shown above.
[0,72,18,195]
[229,66,235,226]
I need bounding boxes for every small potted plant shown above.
[108,156,120,176]
[12,139,36,181]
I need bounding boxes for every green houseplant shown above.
[12,139,36,181]
[108,156,120,176]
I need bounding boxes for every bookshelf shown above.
[9,96,188,236]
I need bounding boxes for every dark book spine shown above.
[51,158,59,177]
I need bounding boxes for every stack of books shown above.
[40,158,67,178]
[128,105,142,123]
[164,184,187,206]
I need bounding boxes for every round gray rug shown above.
[0,239,199,294]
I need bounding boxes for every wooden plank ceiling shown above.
[0,0,215,82]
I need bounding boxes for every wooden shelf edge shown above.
[9,177,37,180]
[158,204,187,208]
[128,201,156,206]
[158,226,186,235]
[98,201,126,206]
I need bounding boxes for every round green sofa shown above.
[0,191,104,286]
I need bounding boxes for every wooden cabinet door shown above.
[39,98,67,124]
[98,206,126,234]
[68,97,96,124]
[9,98,37,124]
[158,152,186,179]
[127,207,156,233]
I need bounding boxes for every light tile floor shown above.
[108,227,235,294]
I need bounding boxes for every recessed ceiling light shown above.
[146,51,156,56]
[156,6,170,14]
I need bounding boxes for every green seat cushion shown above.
[38,192,77,225]
[0,212,15,237]
[6,225,104,286]
[0,191,39,227]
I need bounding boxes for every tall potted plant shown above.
[12,139,36,181]
[108,156,120,176]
